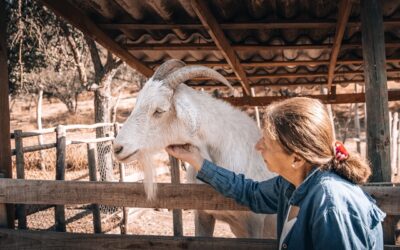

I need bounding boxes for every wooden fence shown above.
[1,123,400,249]
[10,123,120,233]
[0,179,399,249]
[9,123,183,235]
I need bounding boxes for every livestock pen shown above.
[0,122,399,249]
[0,125,399,249]
[1,0,400,249]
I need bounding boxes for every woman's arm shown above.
[197,159,281,214]
[166,144,281,214]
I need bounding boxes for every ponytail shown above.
[321,152,371,185]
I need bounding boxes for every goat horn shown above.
[152,59,186,81]
[163,65,235,96]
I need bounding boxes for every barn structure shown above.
[0,0,399,249]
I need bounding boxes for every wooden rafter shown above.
[125,43,330,51]
[327,0,353,94]
[186,69,400,81]
[147,58,400,68]
[99,18,400,30]
[189,77,400,88]
[191,0,251,95]
[125,42,400,51]
[223,90,400,107]
[39,0,153,78]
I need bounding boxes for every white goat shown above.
[114,59,276,238]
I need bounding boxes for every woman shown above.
[166,97,385,250]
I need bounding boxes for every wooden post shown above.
[169,156,183,236]
[87,143,102,233]
[251,88,261,128]
[397,121,400,177]
[36,88,46,171]
[391,113,399,177]
[354,84,361,153]
[0,0,14,229]
[55,125,66,232]
[114,123,129,234]
[361,0,391,182]
[14,130,27,229]
[361,0,394,244]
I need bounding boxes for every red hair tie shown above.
[334,141,349,161]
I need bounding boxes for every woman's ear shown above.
[291,154,307,170]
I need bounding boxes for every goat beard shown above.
[137,152,157,200]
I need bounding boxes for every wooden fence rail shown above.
[9,122,120,139]
[0,229,399,250]
[0,229,278,250]
[0,179,398,215]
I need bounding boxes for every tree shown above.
[7,1,146,181]
[7,0,90,113]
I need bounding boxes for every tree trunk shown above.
[94,87,114,183]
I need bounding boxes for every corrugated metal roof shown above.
[59,0,400,92]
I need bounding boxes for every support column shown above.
[361,0,391,182]
[0,0,14,228]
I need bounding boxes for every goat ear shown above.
[153,59,185,81]
[175,96,199,136]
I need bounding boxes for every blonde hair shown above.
[263,97,371,184]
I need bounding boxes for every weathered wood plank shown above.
[14,130,27,230]
[0,0,13,229]
[391,112,399,175]
[147,58,400,68]
[361,0,391,182]
[39,0,153,77]
[171,68,400,82]
[55,125,66,232]
[125,42,400,51]
[191,0,250,95]
[125,43,329,51]
[0,229,398,250]
[99,19,400,30]
[0,229,277,250]
[87,143,101,234]
[327,0,352,93]
[223,90,400,107]
[0,179,398,215]
[0,179,247,211]
[170,156,183,237]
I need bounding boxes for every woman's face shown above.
[255,135,295,175]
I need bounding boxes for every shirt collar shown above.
[287,167,321,205]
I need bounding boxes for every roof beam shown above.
[125,42,400,51]
[187,77,400,89]
[99,18,400,30]
[327,0,353,94]
[189,69,400,81]
[191,0,251,95]
[125,43,330,51]
[223,90,400,106]
[147,58,400,68]
[39,0,153,77]
[188,77,400,88]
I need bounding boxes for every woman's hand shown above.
[165,144,204,171]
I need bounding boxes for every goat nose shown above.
[113,144,124,154]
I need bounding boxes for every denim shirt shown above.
[197,160,386,250]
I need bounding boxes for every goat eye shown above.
[153,109,165,117]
